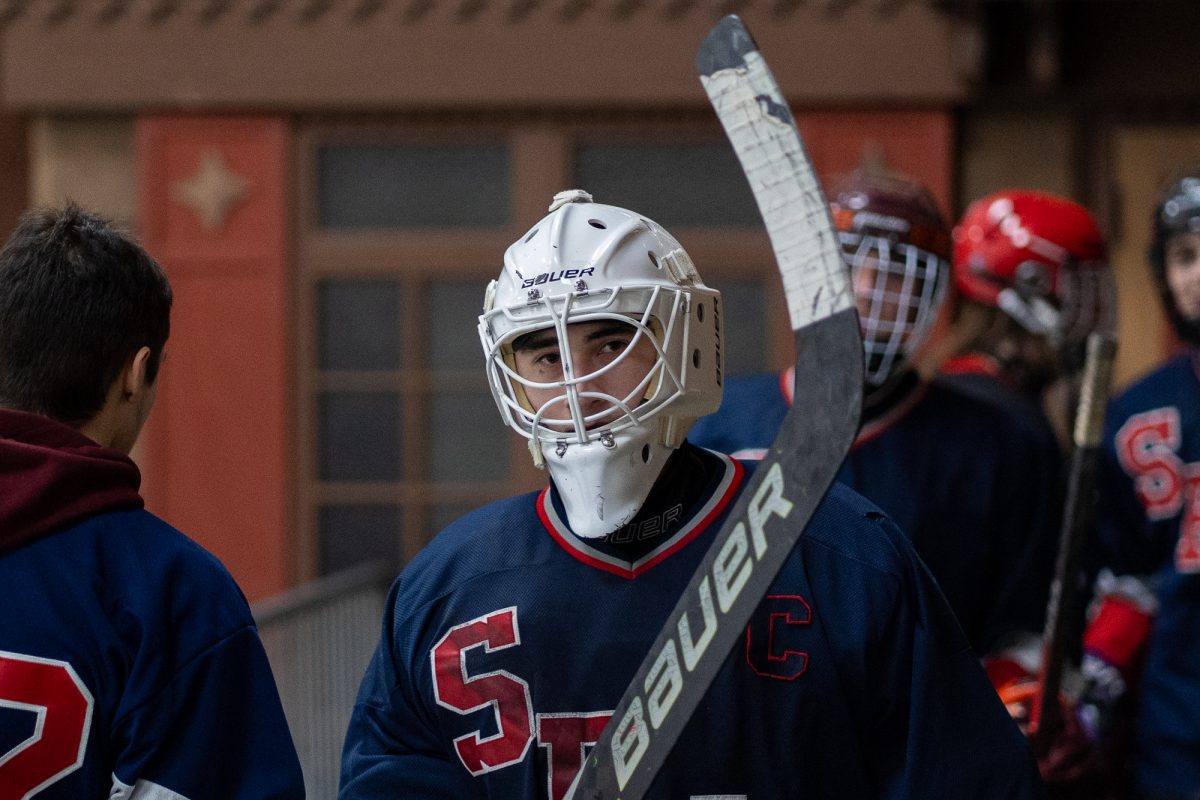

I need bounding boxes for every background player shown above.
[942,189,1114,445]
[940,189,1121,796]
[0,205,304,799]
[939,189,1124,790]
[689,167,1062,659]
[1088,167,1200,799]
[338,191,1043,799]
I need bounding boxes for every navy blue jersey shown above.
[689,372,1061,655]
[939,368,1064,461]
[0,510,304,799]
[339,446,1041,799]
[688,371,791,460]
[1093,353,1200,796]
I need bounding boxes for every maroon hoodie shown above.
[0,408,144,553]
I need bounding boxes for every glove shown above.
[995,678,1111,795]
[1077,571,1155,746]
[985,635,1112,796]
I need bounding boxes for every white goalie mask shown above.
[479,190,723,538]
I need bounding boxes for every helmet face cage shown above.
[842,229,949,386]
[481,285,691,446]
[828,168,952,387]
[1057,263,1115,346]
[480,192,724,453]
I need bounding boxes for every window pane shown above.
[317,142,509,229]
[428,504,477,538]
[319,392,402,481]
[318,505,400,575]
[426,391,508,481]
[573,141,759,227]
[717,279,769,375]
[318,279,402,371]
[426,281,488,370]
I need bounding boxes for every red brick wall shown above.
[136,116,293,602]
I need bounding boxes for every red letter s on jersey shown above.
[0,650,94,799]
[430,607,534,776]
[1116,408,1185,520]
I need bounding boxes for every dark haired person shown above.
[0,206,304,798]
[1089,169,1200,799]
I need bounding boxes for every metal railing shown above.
[253,560,395,800]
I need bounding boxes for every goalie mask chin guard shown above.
[952,190,1114,350]
[830,168,951,388]
[479,190,723,538]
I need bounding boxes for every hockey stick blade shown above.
[568,15,862,799]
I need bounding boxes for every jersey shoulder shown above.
[689,371,788,455]
[721,371,787,404]
[390,492,549,613]
[799,481,919,580]
[933,373,1061,453]
[13,508,251,614]
[51,509,259,651]
[796,482,975,654]
[921,377,1057,455]
[1109,354,1196,416]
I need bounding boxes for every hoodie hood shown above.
[0,408,143,553]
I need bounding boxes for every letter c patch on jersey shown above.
[744,594,811,680]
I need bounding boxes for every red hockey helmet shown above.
[952,191,1111,347]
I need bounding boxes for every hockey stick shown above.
[1033,331,1118,745]
[567,15,862,799]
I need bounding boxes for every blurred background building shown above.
[3,1,1197,792]
[15,0,1196,599]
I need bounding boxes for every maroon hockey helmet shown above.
[829,168,951,387]
[952,190,1111,348]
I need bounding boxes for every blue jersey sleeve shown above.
[110,625,304,799]
[877,539,1043,798]
[802,498,1044,798]
[340,582,476,799]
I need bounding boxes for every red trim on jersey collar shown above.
[853,381,929,447]
[940,352,1004,379]
[537,452,745,579]
[940,352,1026,394]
